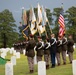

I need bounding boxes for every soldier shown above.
[67,35,74,64]
[56,36,62,66]
[50,34,57,68]
[26,34,36,73]
[35,36,44,62]
[44,38,50,69]
[62,34,67,65]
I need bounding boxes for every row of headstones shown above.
[5,55,20,75]
[0,48,21,75]
[5,59,76,75]
[5,60,46,75]
[0,47,76,75]
[0,47,21,59]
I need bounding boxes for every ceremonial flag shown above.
[42,6,48,26]
[37,4,45,34]
[29,7,37,35]
[58,8,65,36]
[38,3,42,24]
[22,8,29,40]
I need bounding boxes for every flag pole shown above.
[48,21,52,34]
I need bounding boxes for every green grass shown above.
[0,49,76,75]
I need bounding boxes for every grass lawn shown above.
[0,49,76,75]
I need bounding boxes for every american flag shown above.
[58,14,65,28]
[58,8,65,36]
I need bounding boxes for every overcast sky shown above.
[0,0,76,31]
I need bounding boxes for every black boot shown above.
[63,62,66,65]
[30,70,34,74]
[51,64,55,68]
[58,63,60,66]
[46,65,49,69]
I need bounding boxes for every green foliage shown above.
[65,6,76,42]
[0,9,18,48]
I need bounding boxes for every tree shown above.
[66,6,76,42]
[0,9,18,48]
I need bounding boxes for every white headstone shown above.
[5,62,13,75]
[55,57,57,64]
[10,49,13,54]
[6,48,10,52]
[34,55,37,64]
[16,52,20,59]
[66,51,68,57]
[1,53,6,58]
[10,48,14,54]
[23,49,26,55]
[38,61,46,75]
[13,50,16,55]
[11,56,16,65]
[72,60,76,75]
[73,45,75,49]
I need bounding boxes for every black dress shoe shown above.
[63,62,66,65]
[51,64,55,68]
[46,65,49,69]
[30,70,34,74]
[58,63,60,66]
[70,61,72,64]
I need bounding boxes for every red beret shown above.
[29,34,34,38]
[37,36,41,39]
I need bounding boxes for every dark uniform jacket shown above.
[44,42,50,55]
[26,39,36,57]
[50,38,57,53]
[36,41,44,56]
[67,39,74,52]
[56,40,62,53]
[62,37,67,51]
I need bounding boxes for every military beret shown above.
[37,36,41,39]
[29,34,34,38]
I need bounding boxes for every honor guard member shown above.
[62,34,67,65]
[35,36,44,62]
[26,34,36,73]
[56,36,62,66]
[50,34,57,68]
[67,35,74,64]
[44,38,50,69]
[18,42,22,52]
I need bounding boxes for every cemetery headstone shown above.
[1,53,6,58]
[5,61,13,75]
[72,60,76,75]
[11,56,16,65]
[23,49,26,55]
[16,52,20,59]
[38,61,46,75]
[34,55,37,64]
[13,50,16,55]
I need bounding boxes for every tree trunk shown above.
[3,33,7,48]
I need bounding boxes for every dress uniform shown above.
[62,35,67,65]
[26,34,36,73]
[67,35,74,64]
[35,36,44,62]
[50,34,57,68]
[56,36,62,66]
[44,38,50,69]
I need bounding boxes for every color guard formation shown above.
[13,33,74,74]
